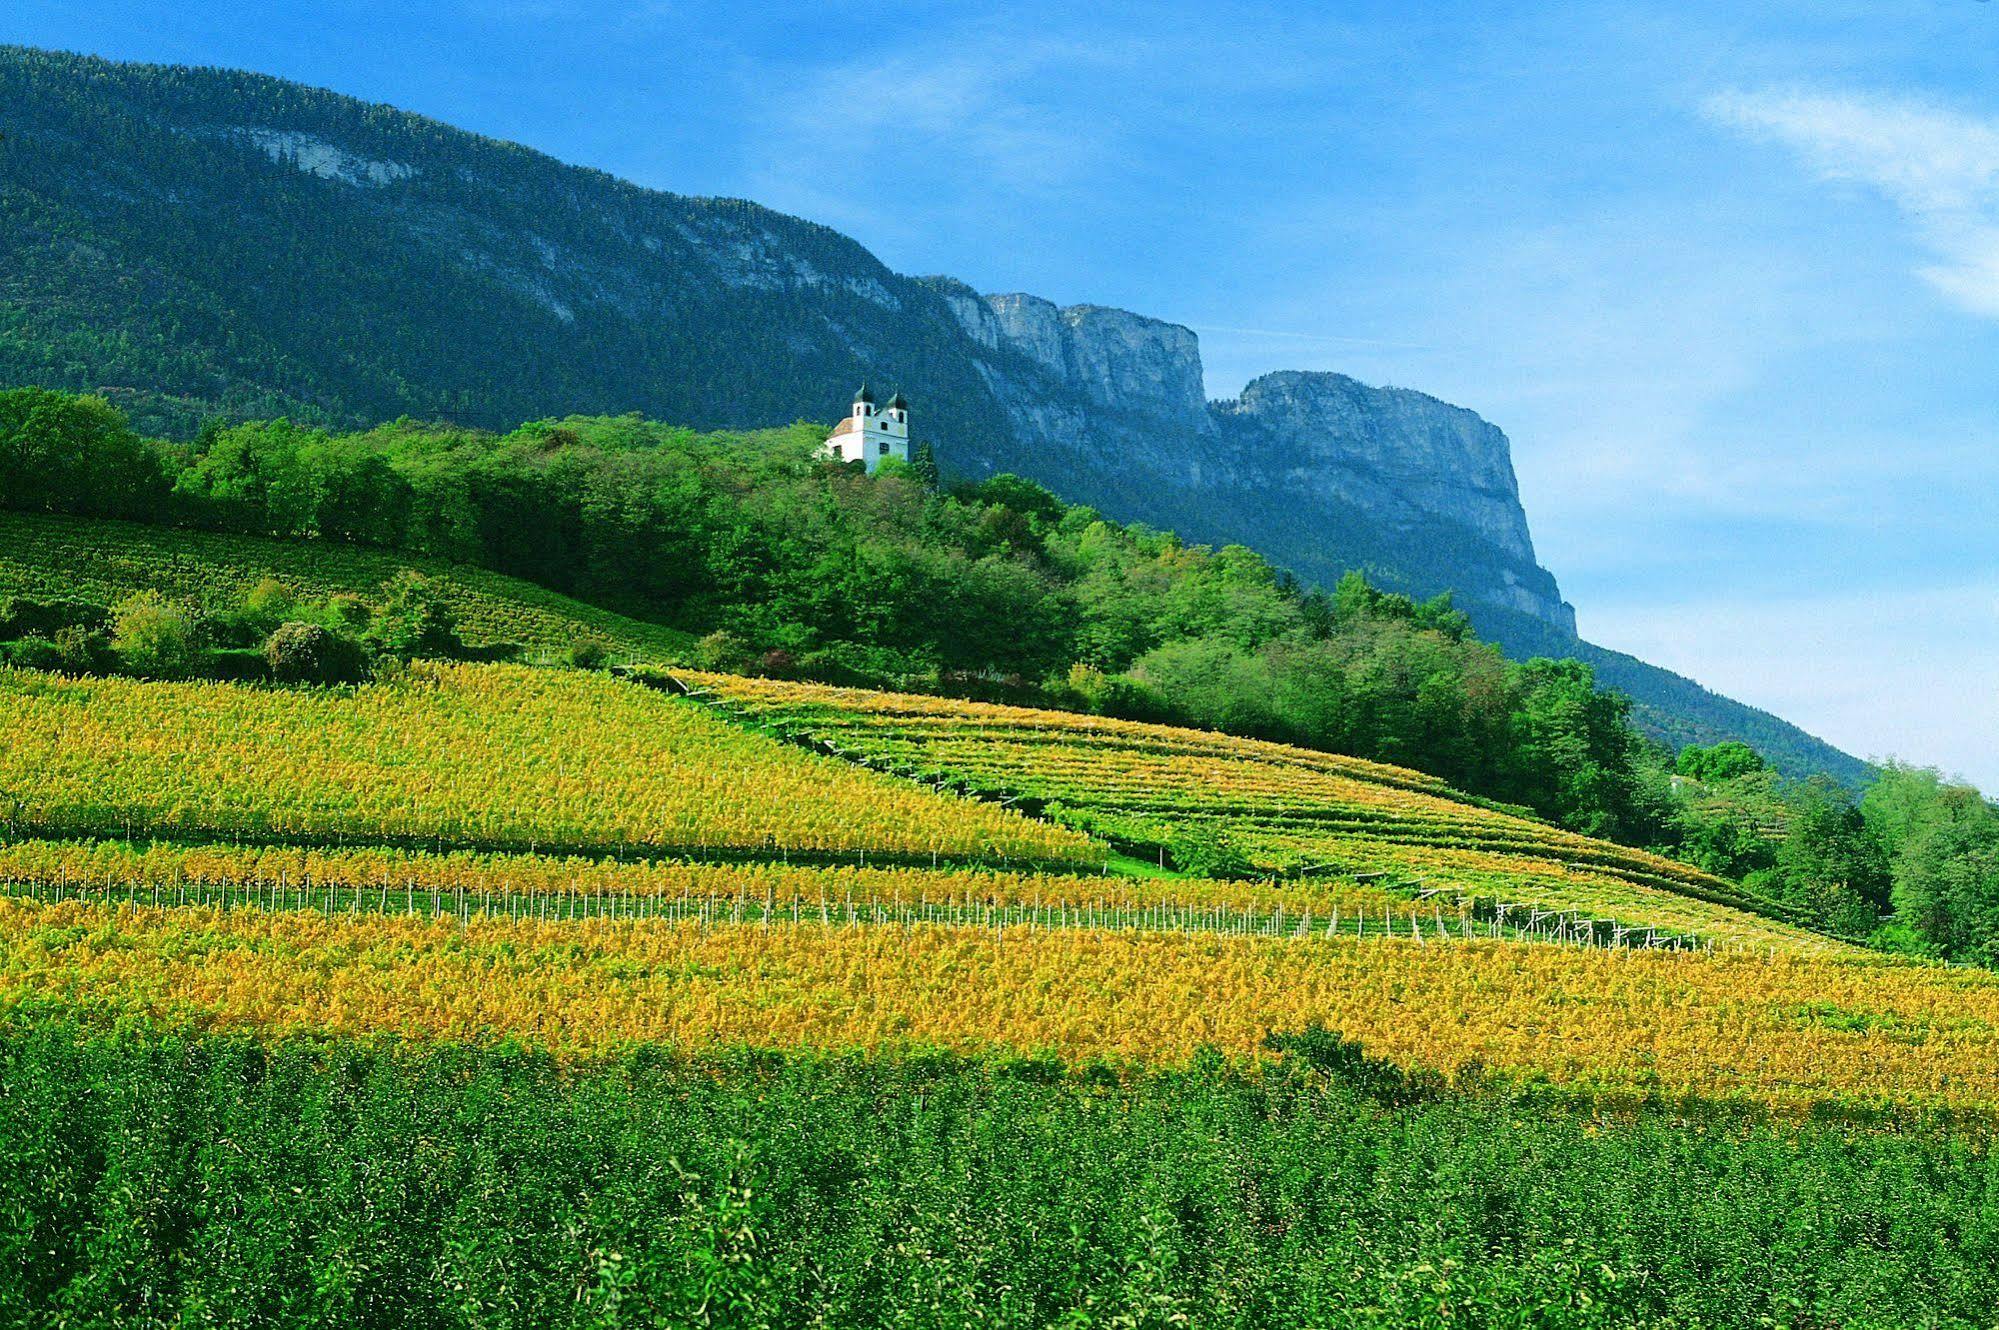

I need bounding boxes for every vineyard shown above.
[672,671,1823,949]
[0,663,1098,868]
[0,511,691,660]
[1,897,1993,1110]
[0,837,1488,939]
[1,542,1995,1325]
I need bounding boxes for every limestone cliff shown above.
[931,286,1574,633]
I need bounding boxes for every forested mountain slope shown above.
[0,44,1863,783]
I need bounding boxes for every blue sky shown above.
[11,0,1999,788]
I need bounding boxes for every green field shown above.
[0,511,693,661]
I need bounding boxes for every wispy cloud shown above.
[737,34,1134,250]
[1704,87,1999,316]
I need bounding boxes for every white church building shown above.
[820,384,909,472]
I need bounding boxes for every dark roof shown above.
[853,383,875,405]
[885,390,908,410]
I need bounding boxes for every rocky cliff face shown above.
[935,288,1574,632]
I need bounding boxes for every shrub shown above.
[325,593,370,632]
[241,577,297,626]
[207,647,273,683]
[0,595,109,640]
[364,571,461,661]
[263,622,368,684]
[50,626,112,675]
[1064,662,1170,721]
[694,630,754,673]
[1166,824,1255,879]
[110,591,203,679]
[566,637,610,670]
[1,635,64,671]
[1263,1025,1442,1104]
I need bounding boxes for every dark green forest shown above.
[4,385,1995,957]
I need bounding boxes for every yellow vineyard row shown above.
[0,664,1100,867]
[0,899,1991,1111]
[0,837,1429,928]
[683,671,1779,915]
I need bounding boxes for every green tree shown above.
[1676,741,1766,784]
[1864,763,1999,959]
[364,572,460,661]
[1756,783,1891,937]
[0,388,167,520]
[109,591,203,679]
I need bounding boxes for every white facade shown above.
[820,389,910,473]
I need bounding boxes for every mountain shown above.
[0,44,1868,784]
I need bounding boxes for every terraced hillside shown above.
[0,511,691,660]
[4,658,1999,1120]
[679,671,1824,952]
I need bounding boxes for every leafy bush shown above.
[1,636,63,671]
[364,571,461,661]
[565,637,610,670]
[109,591,203,679]
[693,630,755,673]
[206,647,273,683]
[263,622,367,684]
[49,627,112,675]
[1166,824,1255,879]
[0,595,109,640]
[1262,1025,1442,1104]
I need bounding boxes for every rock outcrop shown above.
[934,288,1575,633]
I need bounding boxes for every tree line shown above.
[4,385,1992,953]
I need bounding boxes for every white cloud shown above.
[1704,87,1999,317]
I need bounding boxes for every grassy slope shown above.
[0,511,693,661]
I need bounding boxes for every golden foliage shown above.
[686,671,1808,941]
[2,898,1993,1111]
[0,664,1100,867]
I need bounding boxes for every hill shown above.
[673,671,1837,952]
[1,400,1936,942]
[0,44,1868,785]
[0,657,1953,1085]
